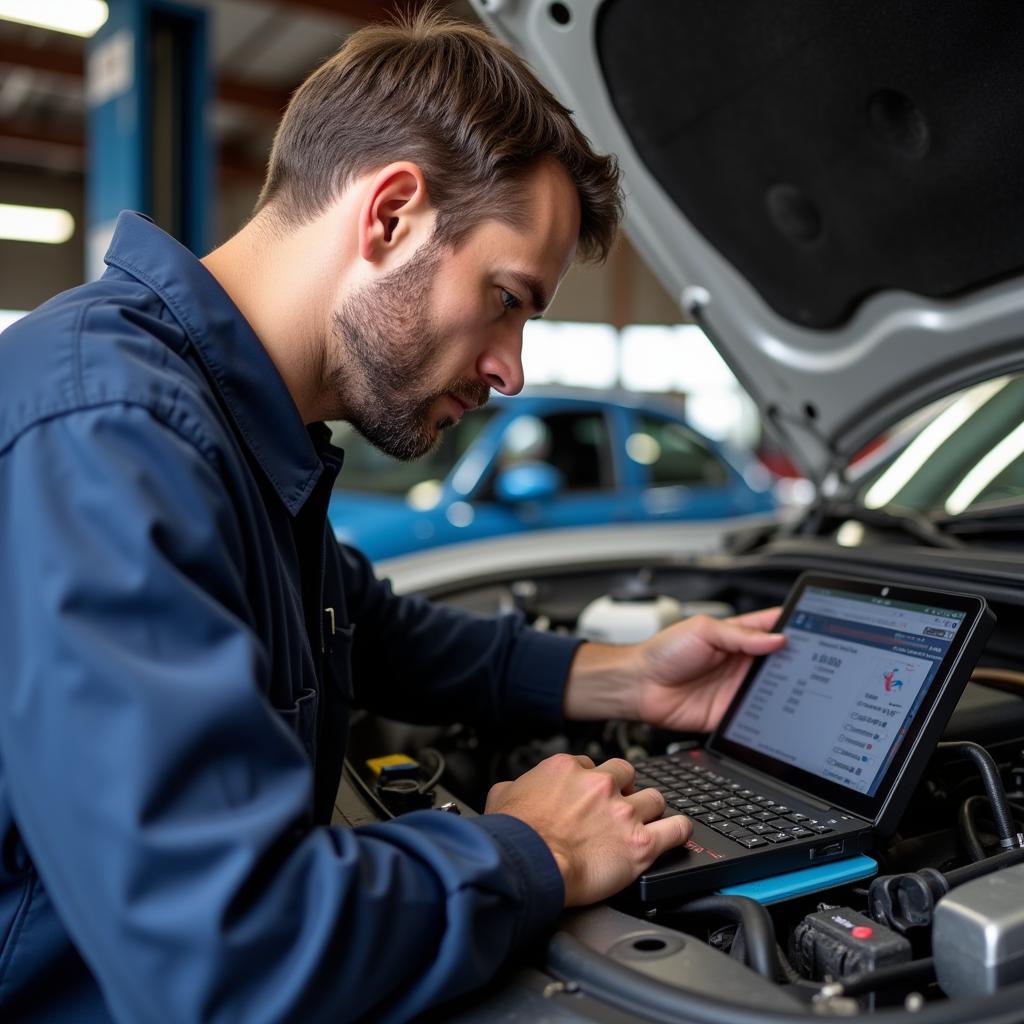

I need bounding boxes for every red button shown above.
[851,926,873,939]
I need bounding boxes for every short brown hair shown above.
[256,7,622,263]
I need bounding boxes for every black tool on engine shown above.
[793,906,911,981]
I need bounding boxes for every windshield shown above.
[328,408,497,497]
[859,374,1024,516]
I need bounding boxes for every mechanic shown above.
[0,10,785,1023]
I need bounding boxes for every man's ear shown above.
[358,162,433,264]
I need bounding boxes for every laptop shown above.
[629,572,994,904]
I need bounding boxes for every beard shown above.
[326,237,489,461]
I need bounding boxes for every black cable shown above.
[342,758,394,819]
[958,794,992,862]
[774,944,805,986]
[669,894,782,982]
[937,741,1022,849]
[945,844,1024,888]
[418,747,445,792]
[955,793,1024,863]
[830,957,936,998]
[732,930,818,993]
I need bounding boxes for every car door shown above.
[623,412,760,521]
[472,404,623,532]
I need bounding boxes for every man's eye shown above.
[500,288,522,313]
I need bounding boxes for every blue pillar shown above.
[86,0,211,278]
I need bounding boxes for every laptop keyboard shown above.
[633,756,836,850]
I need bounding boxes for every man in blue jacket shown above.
[0,10,784,1022]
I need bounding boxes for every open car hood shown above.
[473,0,1024,486]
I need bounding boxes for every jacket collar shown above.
[103,212,324,515]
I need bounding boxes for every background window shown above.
[634,416,728,487]
[541,412,613,491]
[329,409,496,496]
[485,410,614,499]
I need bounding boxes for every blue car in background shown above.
[327,391,775,561]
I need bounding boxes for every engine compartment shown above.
[341,543,1024,1020]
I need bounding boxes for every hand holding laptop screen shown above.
[633,607,787,732]
[564,608,786,729]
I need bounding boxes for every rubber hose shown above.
[937,741,1019,848]
[674,894,782,981]
[945,844,1024,888]
[958,794,992,862]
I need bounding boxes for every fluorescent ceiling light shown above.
[0,203,75,244]
[0,0,108,36]
[944,419,1024,515]
[862,378,1010,509]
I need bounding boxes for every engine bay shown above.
[339,542,1024,1021]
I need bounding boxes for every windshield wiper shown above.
[796,500,966,549]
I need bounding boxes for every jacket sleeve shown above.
[0,405,563,1024]
[339,542,583,730]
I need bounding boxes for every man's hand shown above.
[632,608,785,732]
[485,754,690,906]
[563,608,785,732]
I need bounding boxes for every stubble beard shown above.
[325,237,489,461]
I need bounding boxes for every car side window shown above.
[541,411,614,491]
[632,415,728,487]
[328,408,496,496]
[481,410,614,499]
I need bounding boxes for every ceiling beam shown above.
[0,116,265,183]
[0,39,291,117]
[0,0,473,128]
[0,116,84,173]
[0,40,81,78]
[0,118,83,150]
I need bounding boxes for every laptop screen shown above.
[710,574,988,821]
[722,585,965,796]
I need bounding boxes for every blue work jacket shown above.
[0,212,578,1023]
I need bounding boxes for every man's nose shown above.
[477,332,525,396]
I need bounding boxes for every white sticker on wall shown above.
[87,29,134,108]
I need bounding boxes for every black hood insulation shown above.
[597,0,1024,328]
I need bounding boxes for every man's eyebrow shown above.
[507,271,549,319]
